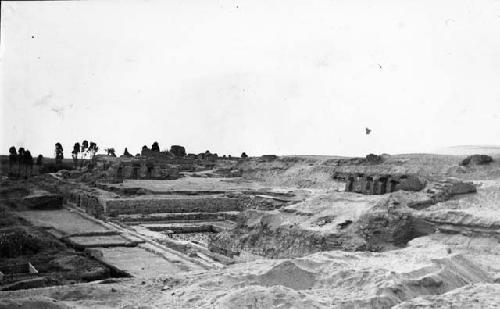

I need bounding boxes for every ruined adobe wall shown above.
[105,162,180,180]
[103,157,221,180]
[31,174,113,219]
[67,190,107,219]
[140,149,174,160]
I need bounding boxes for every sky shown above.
[1,0,500,158]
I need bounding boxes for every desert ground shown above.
[1,149,500,308]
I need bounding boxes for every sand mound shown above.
[254,260,317,290]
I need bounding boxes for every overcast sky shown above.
[1,0,499,157]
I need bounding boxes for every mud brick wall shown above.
[68,191,104,219]
[102,196,241,216]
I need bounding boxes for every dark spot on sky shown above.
[32,35,35,39]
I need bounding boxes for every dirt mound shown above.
[254,260,317,290]
[162,240,497,308]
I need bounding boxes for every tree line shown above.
[70,140,100,169]
[7,140,249,178]
[8,146,42,178]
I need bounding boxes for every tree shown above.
[18,147,26,176]
[105,148,116,157]
[54,143,63,165]
[141,145,149,156]
[81,140,89,152]
[72,142,80,169]
[241,152,248,158]
[80,140,89,168]
[151,142,160,152]
[24,150,33,178]
[88,142,98,160]
[36,155,43,166]
[36,155,43,175]
[8,146,17,177]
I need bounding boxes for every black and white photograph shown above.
[1,0,500,308]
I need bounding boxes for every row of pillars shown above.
[345,175,399,195]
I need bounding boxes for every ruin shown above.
[336,173,426,194]
[105,160,180,180]
[460,154,493,166]
[1,149,497,308]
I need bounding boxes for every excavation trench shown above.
[22,174,483,267]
